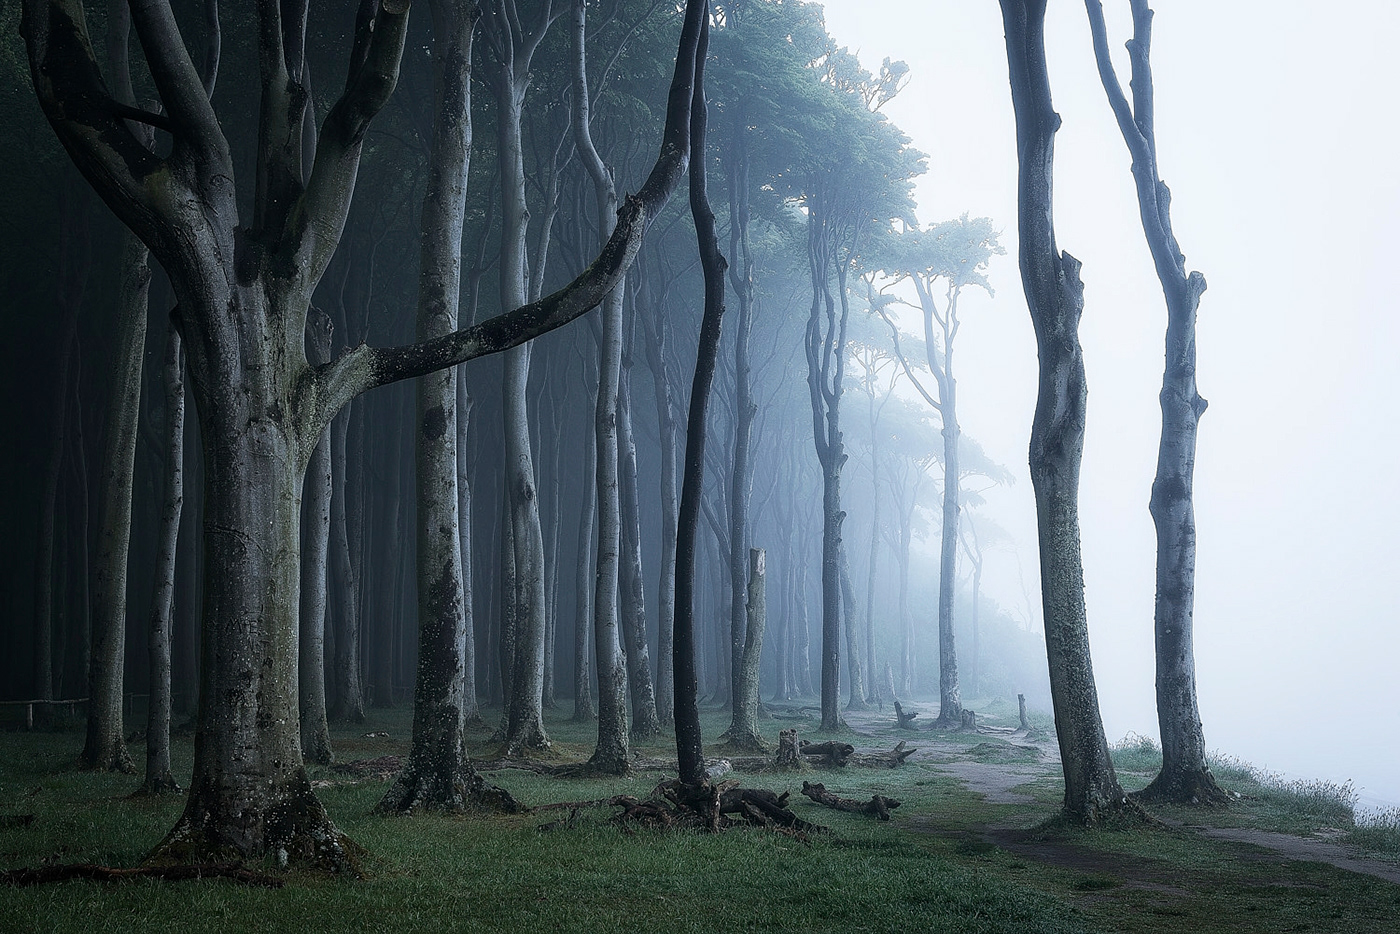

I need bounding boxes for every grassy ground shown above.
[1,700,1397,933]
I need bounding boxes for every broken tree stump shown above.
[799,740,854,767]
[894,701,920,730]
[774,729,807,770]
[849,741,918,768]
[958,709,978,732]
[800,782,902,821]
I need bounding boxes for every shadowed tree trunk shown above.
[456,374,480,726]
[139,319,184,794]
[299,310,335,766]
[571,404,597,722]
[618,364,661,737]
[328,405,365,724]
[674,3,721,783]
[640,264,678,726]
[1085,0,1224,807]
[1001,0,1132,825]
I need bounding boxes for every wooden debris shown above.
[849,741,918,769]
[800,782,902,821]
[2,863,283,888]
[799,740,854,767]
[894,701,920,730]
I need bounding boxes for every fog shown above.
[821,0,1400,808]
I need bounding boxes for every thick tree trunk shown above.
[1001,0,1131,825]
[298,312,335,767]
[140,320,183,795]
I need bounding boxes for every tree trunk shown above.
[839,548,867,710]
[640,268,678,726]
[80,223,148,776]
[328,405,365,725]
[456,373,480,726]
[572,414,597,722]
[1001,0,1131,825]
[1083,0,1225,808]
[618,365,661,737]
[140,320,183,795]
[299,311,335,767]
[726,548,767,750]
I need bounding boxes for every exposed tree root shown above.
[800,781,901,820]
[376,756,521,816]
[1134,766,1231,808]
[2,863,283,888]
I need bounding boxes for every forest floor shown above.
[1,696,1397,933]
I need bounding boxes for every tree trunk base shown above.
[79,743,136,775]
[630,716,662,740]
[134,771,182,797]
[302,733,335,767]
[1059,789,1155,829]
[147,771,362,874]
[718,729,768,754]
[376,757,522,815]
[503,719,551,758]
[1134,766,1231,807]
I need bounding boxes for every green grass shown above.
[2,703,1398,933]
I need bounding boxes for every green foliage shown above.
[1109,733,1163,774]
[1347,808,1400,862]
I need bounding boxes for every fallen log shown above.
[849,741,918,769]
[800,782,902,821]
[799,740,854,767]
[2,863,283,888]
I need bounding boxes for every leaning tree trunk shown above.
[298,310,335,767]
[139,320,184,795]
[1001,0,1131,825]
[1083,0,1224,807]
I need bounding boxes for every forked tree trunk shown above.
[139,320,183,795]
[1001,0,1132,825]
[1084,0,1225,808]
[572,0,629,772]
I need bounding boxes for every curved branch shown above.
[128,0,225,159]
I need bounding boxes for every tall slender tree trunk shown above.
[1083,0,1222,806]
[618,369,661,736]
[457,373,481,726]
[571,0,629,771]
[572,416,597,722]
[139,320,183,794]
[1002,0,1132,824]
[299,311,335,766]
[641,268,678,726]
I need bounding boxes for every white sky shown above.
[818,0,1400,808]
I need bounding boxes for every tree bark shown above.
[1001,0,1132,825]
[725,548,767,750]
[1083,0,1223,806]
[640,266,678,726]
[618,368,661,737]
[140,319,184,794]
[298,310,335,767]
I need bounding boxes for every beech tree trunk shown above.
[298,311,335,767]
[1084,0,1223,806]
[640,267,678,726]
[618,371,661,737]
[140,320,183,795]
[1001,0,1131,824]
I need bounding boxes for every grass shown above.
[1,701,1398,933]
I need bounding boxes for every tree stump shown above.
[1018,693,1029,731]
[894,701,920,730]
[774,729,806,770]
[958,709,978,732]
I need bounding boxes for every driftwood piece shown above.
[849,741,918,769]
[799,740,854,767]
[2,863,283,888]
[800,782,902,821]
[894,701,920,730]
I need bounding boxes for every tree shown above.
[1085,0,1224,806]
[880,214,1004,726]
[22,0,706,865]
[1000,0,1133,824]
